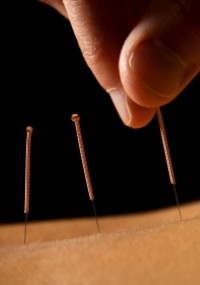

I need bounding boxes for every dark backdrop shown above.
[1,0,199,223]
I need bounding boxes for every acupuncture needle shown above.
[156,108,182,221]
[24,126,33,244]
[71,114,100,233]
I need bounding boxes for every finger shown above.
[39,0,200,128]
[119,0,200,108]
[38,0,69,19]
[62,0,156,128]
[40,0,154,128]
[108,88,156,128]
[63,0,130,88]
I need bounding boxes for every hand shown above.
[40,0,200,128]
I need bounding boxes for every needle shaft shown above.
[24,126,33,244]
[71,114,100,233]
[156,108,182,221]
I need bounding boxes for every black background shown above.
[1,0,199,223]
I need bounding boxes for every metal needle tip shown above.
[172,184,183,221]
[156,108,182,221]
[24,213,28,244]
[72,113,100,233]
[92,200,100,233]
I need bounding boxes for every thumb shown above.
[119,0,200,108]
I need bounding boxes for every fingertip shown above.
[126,97,157,128]
[108,88,156,129]
[38,0,69,19]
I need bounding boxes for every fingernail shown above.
[129,40,185,97]
[107,88,132,126]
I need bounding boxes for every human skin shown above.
[3,4,198,282]
[39,0,200,128]
[0,201,200,285]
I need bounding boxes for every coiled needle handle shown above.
[157,108,182,221]
[24,126,33,244]
[71,114,100,233]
